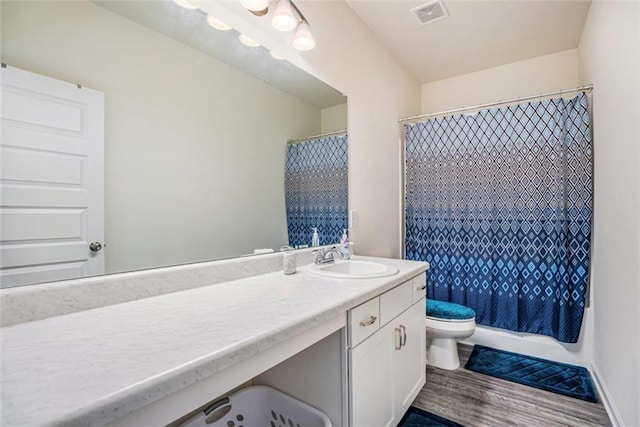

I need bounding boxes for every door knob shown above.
[89,241,103,252]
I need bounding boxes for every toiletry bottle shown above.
[340,229,351,259]
[311,227,320,247]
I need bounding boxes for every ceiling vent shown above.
[411,0,449,25]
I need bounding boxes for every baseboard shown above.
[589,364,623,427]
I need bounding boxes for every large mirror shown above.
[0,0,348,288]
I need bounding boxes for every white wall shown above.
[301,2,421,258]
[321,103,348,134]
[1,1,321,273]
[421,49,579,113]
[578,1,640,425]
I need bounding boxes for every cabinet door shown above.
[393,301,426,419]
[349,321,394,427]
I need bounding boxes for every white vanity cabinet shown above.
[1,254,429,427]
[349,320,395,426]
[348,273,426,427]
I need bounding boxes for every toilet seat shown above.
[426,315,474,323]
[426,316,476,333]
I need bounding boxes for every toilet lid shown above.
[426,299,476,320]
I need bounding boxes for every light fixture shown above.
[292,20,315,51]
[236,0,316,51]
[270,51,284,60]
[206,14,231,31]
[239,0,269,13]
[271,0,297,31]
[239,34,260,47]
[174,0,197,9]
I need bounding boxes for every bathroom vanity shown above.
[0,255,428,426]
[348,273,426,426]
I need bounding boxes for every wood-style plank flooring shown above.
[411,344,611,427]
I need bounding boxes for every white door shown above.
[349,321,394,427]
[0,65,105,288]
[393,301,427,419]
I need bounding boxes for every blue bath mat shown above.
[398,407,465,427]
[465,345,598,403]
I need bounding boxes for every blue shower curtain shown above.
[285,134,348,248]
[404,93,592,343]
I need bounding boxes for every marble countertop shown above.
[0,256,428,426]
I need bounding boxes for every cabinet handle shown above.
[394,328,402,350]
[359,315,377,327]
[417,285,426,291]
[400,325,407,347]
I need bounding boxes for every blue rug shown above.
[465,345,598,403]
[397,407,464,427]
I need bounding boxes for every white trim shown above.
[589,364,623,427]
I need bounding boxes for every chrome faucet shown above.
[315,248,344,264]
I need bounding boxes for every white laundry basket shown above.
[180,385,331,427]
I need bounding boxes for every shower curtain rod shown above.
[287,129,347,144]
[397,84,594,124]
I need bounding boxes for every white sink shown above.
[307,260,399,279]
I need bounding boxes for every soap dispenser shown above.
[340,229,351,260]
[311,227,320,247]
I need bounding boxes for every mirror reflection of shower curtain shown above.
[404,93,592,343]
[285,134,348,248]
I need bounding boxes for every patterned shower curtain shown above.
[404,93,592,343]
[285,134,348,248]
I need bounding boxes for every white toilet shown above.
[425,300,476,370]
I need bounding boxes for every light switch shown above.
[349,210,359,229]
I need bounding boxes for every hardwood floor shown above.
[411,345,611,427]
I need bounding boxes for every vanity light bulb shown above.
[292,21,315,51]
[206,15,231,31]
[173,0,197,9]
[239,0,269,12]
[239,34,260,47]
[271,0,298,31]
